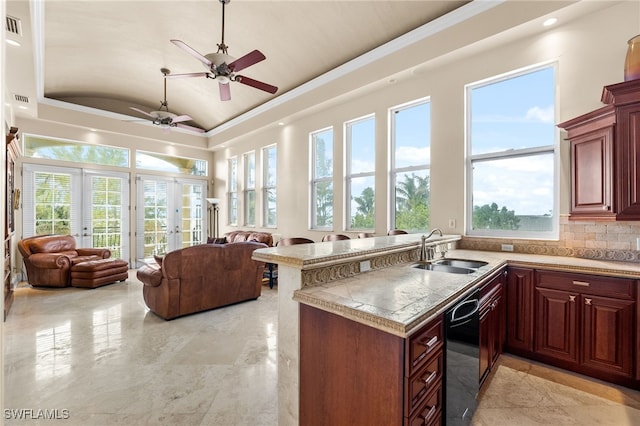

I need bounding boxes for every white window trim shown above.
[465,62,560,240]
[243,151,256,227]
[227,157,238,226]
[309,127,334,230]
[345,114,375,231]
[262,144,277,228]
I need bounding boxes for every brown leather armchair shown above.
[18,235,111,287]
[136,241,267,320]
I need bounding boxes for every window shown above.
[467,64,557,239]
[263,145,277,227]
[389,99,431,232]
[310,128,334,229]
[345,115,375,230]
[25,135,129,167]
[244,152,256,226]
[227,157,238,225]
[136,151,207,176]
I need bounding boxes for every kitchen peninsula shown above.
[252,234,640,425]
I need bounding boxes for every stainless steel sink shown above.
[413,263,476,274]
[432,259,488,269]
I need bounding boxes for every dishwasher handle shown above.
[450,298,479,327]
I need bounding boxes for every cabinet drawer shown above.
[405,383,442,426]
[405,351,443,416]
[536,270,635,300]
[406,317,444,376]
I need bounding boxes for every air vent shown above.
[6,16,22,36]
[13,94,29,104]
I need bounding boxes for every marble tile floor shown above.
[4,271,640,425]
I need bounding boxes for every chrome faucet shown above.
[425,228,443,239]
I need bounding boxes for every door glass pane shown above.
[34,172,72,235]
[91,176,123,258]
[180,183,204,248]
[142,180,168,256]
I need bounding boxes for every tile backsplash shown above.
[458,215,640,263]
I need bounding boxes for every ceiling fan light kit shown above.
[127,68,205,133]
[169,0,278,101]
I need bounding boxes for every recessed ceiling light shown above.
[18,105,28,110]
[6,39,21,47]
[278,122,285,126]
[89,128,97,132]
[543,18,557,27]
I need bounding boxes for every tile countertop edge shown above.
[252,234,461,270]
[292,250,640,338]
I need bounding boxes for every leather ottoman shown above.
[70,258,129,288]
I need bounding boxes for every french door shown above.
[22,164,130,263]
[135,175,205,266]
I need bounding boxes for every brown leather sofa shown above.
[136,241,267,320]
[18,234,113,288]
[222,230,274,246]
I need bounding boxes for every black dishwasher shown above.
[444,289,480,425]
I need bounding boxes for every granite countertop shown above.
[290,248,640,338]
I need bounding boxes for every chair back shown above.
[357,232,375,238]
[277,237,315,247]
[387,229,408,236]
[321,234,351,242]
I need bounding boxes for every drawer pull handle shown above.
[585,298,592,306]
[572,280,590,287]
[421,336,438,349]
[422,405,437,423]
[422,370,438,387]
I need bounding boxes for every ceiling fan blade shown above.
[219,82,231,101]
[228,50,266,73]
[176,123,206,133]
[165,72,210,79]
[171,115,192,123]
[129,107,155,118]
[235,75,278,94]
[171,39,212,68]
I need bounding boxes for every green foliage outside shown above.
[472,202,520,230]
[352,187,374,228]
[395,174,430,231]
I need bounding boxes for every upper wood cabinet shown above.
[558,79,640,220]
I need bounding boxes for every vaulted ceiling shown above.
[7,0,603,145]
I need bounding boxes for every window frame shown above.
[243,151,256,227]
[262,144,277,228]
[465,62,559,240]
[345,114,376,231]
[388,98,431,232]
[309,127,334,230]
[227,157,238,226]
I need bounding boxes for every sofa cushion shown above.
[207,236,227,244]
[224,231,273,246]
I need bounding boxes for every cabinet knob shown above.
[569,295,576,302]
[585,298,592,306]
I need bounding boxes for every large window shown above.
[244,152,256,226]
[263,145,277,228]
[136,151,207,176]
[227,157,238,225]
[310,128,334,229]
[25,135,129,167]
[346,115,375,230]
[467,64,557,239]
[390,99,431,232]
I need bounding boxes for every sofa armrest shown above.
[137,264,163,287]
[28,253,72,269]
[77,248,111,258]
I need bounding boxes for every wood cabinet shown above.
[505,267,535,355]
[535,270,636,387]
[299,304,444,425]
[479,269,506,386]
[558,79,640,220]
[4,127,19,320]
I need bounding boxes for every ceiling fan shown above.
[167,0,278,101]
[128,68,204,133]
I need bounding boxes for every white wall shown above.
[212,1,639,242]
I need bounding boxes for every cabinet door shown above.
[582,294,634,378]
[570,127,614,217]
[535,287,579,365]
[506,267,534,354]
[491,287,505,366]
[479,306,491,385]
